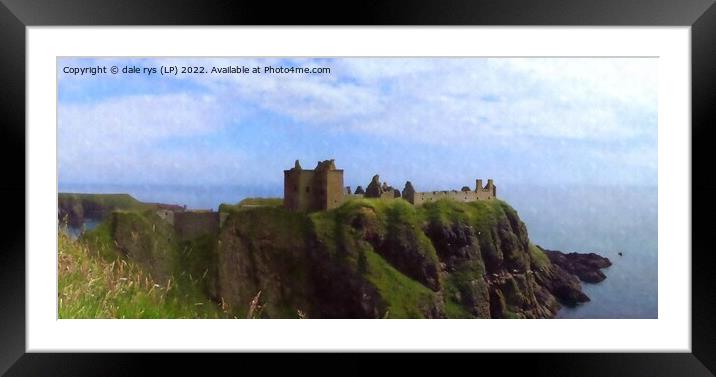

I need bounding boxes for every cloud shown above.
[134,57,657,146]
[58,93,246,184]
[58,57,658,187]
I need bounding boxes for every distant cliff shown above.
[58,193,184,227]
[80,197,611,318]
[58,193,147,227]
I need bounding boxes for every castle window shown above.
[306,186,310,193]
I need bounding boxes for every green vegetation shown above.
[362,249,437,318]
[176,234,219,297]
[219,197,283,212]
[59,193,147,210]
[218,206,315,318]
[442,279,474,318]
[529,243,550,270]
[306,198,442,318]
[59,194,553,319]
[58,228,228,319]
[58,193,155,227]
[238,197,283,207]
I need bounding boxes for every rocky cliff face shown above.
[89,197,610,318]
[213,199,608,318]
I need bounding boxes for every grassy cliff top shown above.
[59,193,146,208]
[217,197,283,212]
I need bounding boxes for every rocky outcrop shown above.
[532,262,589,306]
[541,248,612,283]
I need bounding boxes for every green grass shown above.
[239,197,283,206]
[443,279,475,318]
[59,193,147,210]
[176,234,218,296]
[529,243,550,270]
[58,229,229,319]
[362,248,437,318]
[313,197,516,318]
[219,198,283,213]
[310,198,443,318]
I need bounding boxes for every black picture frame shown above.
[1,0,715,375]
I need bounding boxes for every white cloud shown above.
[139,57,657,146]
[58,57,658,186]
[58,93,246,184]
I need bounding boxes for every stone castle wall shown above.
[410,189,494,206]
[402,179,495,206]
[379,191,397,200]
[325,170,345,209]
[284,169,316,212]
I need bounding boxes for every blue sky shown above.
[58,57,657,191]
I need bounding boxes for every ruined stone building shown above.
[400,179,496,205]
[283,159,345,212]
[283,159,496,212]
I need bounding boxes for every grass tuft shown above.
[58,230,228,319]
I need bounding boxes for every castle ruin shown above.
[283,159,346,211]
[283,159,496,212]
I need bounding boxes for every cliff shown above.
[58,193,149,227]
[82,197,610,318]
[58,193,184,227]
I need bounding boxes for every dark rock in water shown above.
[540,247,612,284]
[533,262,590,306]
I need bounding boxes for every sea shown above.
[60,183,658,319]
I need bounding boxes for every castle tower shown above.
[284,159,344,212]
[314,159,345,210]
[486,179,496,197]
[473,178,496,200]
[402,181,416,204]
[283,160,310,211]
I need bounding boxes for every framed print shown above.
[2,0,716,375]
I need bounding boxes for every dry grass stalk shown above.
[246,290,263,319]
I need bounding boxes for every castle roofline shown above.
[284,169,344,173]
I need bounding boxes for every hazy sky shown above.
[58,57,657,191]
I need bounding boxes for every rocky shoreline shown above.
[542,247,612,284]
[534,246,612,307]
